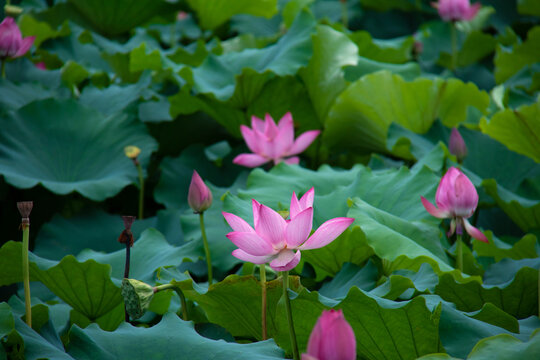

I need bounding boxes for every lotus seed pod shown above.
[121,278,154,320]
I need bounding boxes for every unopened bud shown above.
[449,127,468,163]
[188,170,213,213]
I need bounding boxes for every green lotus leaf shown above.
[518,0,540,16]
[67,0,167,36]
[494,27,540,84]
[473,234,538,262]
[0,241,122,322]
[0,99,157,200]
[480,100,540,164]
[186,0,278,30]
[274,287,443,358]
[435,267,539,319]
[467,332,540,359]
[67,312,285,359]
[350,30,414,64]
[185,11,315,101]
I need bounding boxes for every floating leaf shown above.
[0,99,157,200]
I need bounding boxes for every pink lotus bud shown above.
[176,11,188,21]
[303,309,356,360]
[421,167,488,242]
[35,61,46,70]
[431,0,481,22]
[449,127,467,162]
[188,170,213,213]
[0,17,35,59]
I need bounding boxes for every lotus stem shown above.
[451,22,458,72]
[136,163,144,219]
[282,271,299,360]
[17,201,33,328]
[340,0,348,28]
[154,284,189,320]
[260,264,267,340]
[199,212,213,285]
[456,234,463,273]
[119,216,135,322]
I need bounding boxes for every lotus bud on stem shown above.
[17,201,33,328]
[282,271,299,360]
[119,216,136,322]
[153,284,189,320]
[188,171,214,284]
[124,146,144,219]
[456,234,463,273]
[449,127,468,164]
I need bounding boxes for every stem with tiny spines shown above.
[154,284,188,320]
[124,241,130,322]
[260,264,267,340]
[456,234,463,273]
[136,163,144,219]
[22,223,31,327]
[282,271,299,360]
[451,21,458,72]
[199,212,213,284]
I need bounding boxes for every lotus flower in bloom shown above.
[449,127,467,162]
[223,188,354,271]
[188,170,213,213]
[0,17,35,59]
[233,112,320,168]
[302,309,356,360]
[421,167,488,242]
[432,0,481,22]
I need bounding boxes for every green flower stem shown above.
[22,223,31,327]
[451,22,458,72]
[136,163,144,219]
[123,241,131,322]
[1,59,6,79]
[155,284,188,320]
[199,212,213,285]
[341,0,348,28]
[282,271,299,360]
[456,234,463,273]
[260,264,267,340]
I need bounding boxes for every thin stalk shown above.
[124,241,131,322]
[155,284,188,320]
[260,265,267,340]
[22,223,31,327]
[538,267,539,318]
[282,271,299,360]
[340,0,348,28]
[136,163,144,219]
[1,59,6,79]
[456,234,463,273]
[450,22,458,72]
[199,213,213,285]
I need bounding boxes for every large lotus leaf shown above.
[299,25,358,122]
[344,57,421,83]
[0,241,122,322]
[76,229,199,284]
[467,332,540,359]
[185,11,315,101]
[435,267,538,319]
[67,312,284,359]
[518,0,540,16]
[178,275,302,341]
[350,31,414,64]
[319,261,379,300]
[19,14,70,48]
[348,198,453,273]
[0,80,66,114]
[67,0,166,36]
[473,234,538,262]
[186,0,278,30]
[494,27,540,84]
[0,99,157,201]
[324,71,489,154]
[33,209,183,260]
[482,178,540,232]
[480,101,540,164]
[274,287,443,358]
[483,258,540,286]
[0,303,73,360]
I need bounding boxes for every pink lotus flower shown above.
[421,167,488,242]
[302,309,356,360]
[233,113,320,168]
[0,17,34,59]
[449,127,467,162]
[223,188,354,271]
[432,0,481,22]
[188,170,213,213]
